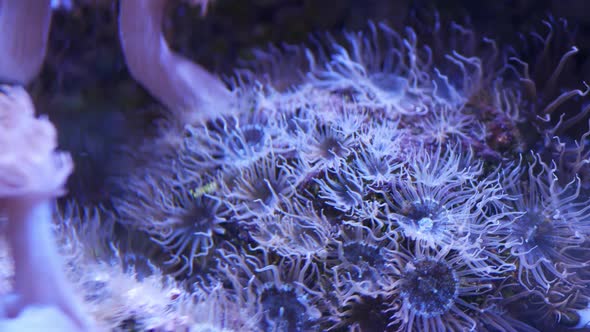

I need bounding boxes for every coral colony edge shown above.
[3,13,590,332]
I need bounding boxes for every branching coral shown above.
[0,86,92,330]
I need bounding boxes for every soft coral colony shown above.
[4,12,590,332]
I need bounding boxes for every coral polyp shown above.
[398,257,458,318]
[384,243,509,332]
[379,144,508,250]
[326,222,398,296]
[223,154,298,221]
[181,110,283,172]
[493,156,590,289]
[315,163,365,213]
[394,196,455,245]
[216,246,325,331]
[298,119,357,171]
[308,22,435,117]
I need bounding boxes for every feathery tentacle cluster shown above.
[45,16,590,332]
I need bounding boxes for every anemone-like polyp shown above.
[399,257,458,317]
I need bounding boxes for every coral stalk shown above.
[118,0,232,123]
[0,0,52,84]
[0,86,91,330]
